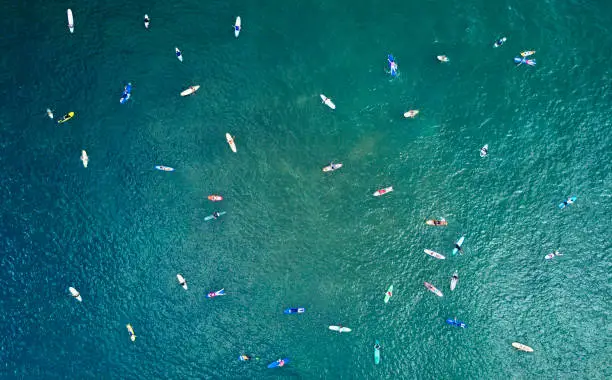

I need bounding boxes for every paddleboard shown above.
[226,133,237,152]
[155,165,175,172]
[426,219,447,226]
[68,287,82,302]
[446,318,467,328]
[480,144,488,157]
[373,186,393,197]
[144,14,150,29]
[46,108,54,119]
[175,47,183,62]
[322,163,342,172]
[267,358,290,368]
[234,16,241,37]
[180,85,200,96]
[126,324,136,341]
[520,50,536,57]
[512,342,534,352]
[176,274,187,290]
[67,9,74,33]
[558,196,577,209]
[450,272,458,291]
[80,150,88,168]
[284,307,305,314]
[374,340,381,364]
[57,111,75,124]
[320,94,336,109]
[329,326,352,333]
[207,195,223,202]
[424,249,445,260]
[204,211,226,221]
[404,110,419,118]
[384,285,393,303]
[424,282,443,297]
[452,236,465,256]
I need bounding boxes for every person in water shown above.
[213,211,220,219]
[451,274,459,281]
[374,343,381,350]
[434,220,444,226]
[495,38,505,47]
[454,243,463,253]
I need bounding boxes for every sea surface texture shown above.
[0,0,610,378]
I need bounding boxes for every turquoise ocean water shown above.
[1,0,610,378]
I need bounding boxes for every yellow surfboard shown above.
[57,111,75,124]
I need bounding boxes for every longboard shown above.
[226,133,237,152]
[67,9,74,33]
[180,85,200,96]
[424,249,445,260]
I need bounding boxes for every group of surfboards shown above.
[56,12,579,368]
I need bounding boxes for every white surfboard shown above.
[226,133,237,153]
[176,274,187,290]
[67,9,74,33]
[175,47,183,62]
[180,85,200,96]
[480,144,488,157]
[80,150,88,168]
[69,287,82,302]
[329,326,352,333]
[46,108,54,119]
[320,94,336,109]
[234,17,241,38]
[144,14,150,29]
[424,249,445,260]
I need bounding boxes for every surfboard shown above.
[512,342,534,352]
[450,272,458,291]
[176,274,187,290]
[80,150,88,168]
[322,163,342,172]
[384,285,393,303]
[180,85,200,96]
[329,326,352,333]
[57,112,75,124]
[426,219,447,226]
[373,186,393,196]
[69,287,82,302]
[424,249,445,260]
[204,211,226,221]
[234,17,241,37]
[67,9,74,33]
[320,94,336,109]
[126,324,136,341]
[452,236,465,255]
[175,47,183,62]
[144,14,150,29]
[226,133,237,152]
[424,282,443,297]
[404,110,419,118]
[480,144,488,157]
